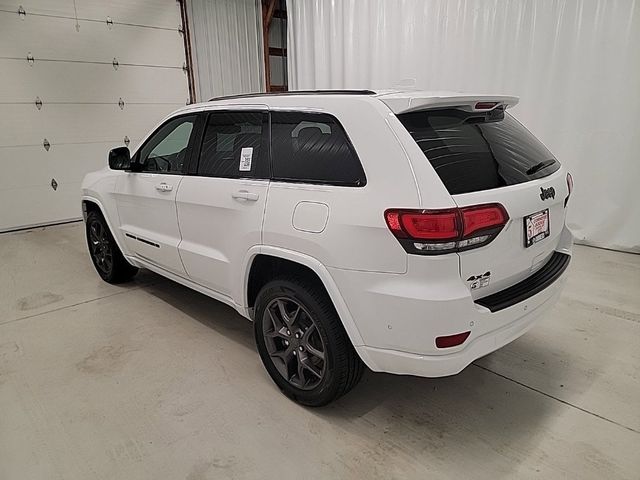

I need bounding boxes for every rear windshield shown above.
[397,108,560,195]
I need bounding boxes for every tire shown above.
[85,210,138,284]
[254,276,364,406]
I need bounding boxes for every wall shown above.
[186,0,264,101]
[287,0,640,252]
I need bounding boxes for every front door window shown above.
[138,116,196,173]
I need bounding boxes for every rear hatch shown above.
[392,97,569,299]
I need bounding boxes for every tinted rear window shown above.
[398,108,560,195]
[270,112,366,186]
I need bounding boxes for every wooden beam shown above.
[261,0,277,92]
[177,0,196,103]
[268,47,287,57]
[273,9,287,19]
[263,0,276,29]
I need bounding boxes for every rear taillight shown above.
[397,210,459,240]
[565,172,573,207]
[384,204,509,255]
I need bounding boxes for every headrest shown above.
[213,124,241,134]
[297,126,324,144]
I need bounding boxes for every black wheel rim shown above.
[262,297,326,390]
[88,220,113,276]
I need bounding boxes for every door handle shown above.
[155,182,173,192]
[231,190,259,202]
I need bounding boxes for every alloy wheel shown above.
[262,297,327,390]
[88,220,113,276]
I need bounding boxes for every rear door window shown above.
[270,112,366,186]
[197,111,267,179]
[397,108,560,195]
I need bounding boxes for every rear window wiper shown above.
[526,159,556,175]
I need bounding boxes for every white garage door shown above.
[0,0,189,232]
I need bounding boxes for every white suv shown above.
[81,90,573,406]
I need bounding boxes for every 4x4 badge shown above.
[467,271,491,290]
[540,186,555,200]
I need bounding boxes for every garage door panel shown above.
[0,1,189,230]
[0,104,184,147]
[0,142,144,190]
[0,182,82,232]
[0,0,181,29]
[75,0,182,29]
[0,13,185,66]
[0,59,188,104]
[1,145,52,190]
[0,1,75,18]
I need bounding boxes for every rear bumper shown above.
[475,251,570,312]
[330,225,573,377]
[355,276,565,377]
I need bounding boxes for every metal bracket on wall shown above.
[106,16,113,29]
[35,96,42,110]
[27,52,34,66]
[124,135,130,146]
[50,178,58,191]
[43,138,50,151]
[18,5,26,18]
[112,57,119,70]
[118,98,125,110]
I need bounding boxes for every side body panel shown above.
[177,177,269,297]
[114,172,186,275]
[262,97,446,275]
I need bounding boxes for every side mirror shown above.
[108,146,131,170]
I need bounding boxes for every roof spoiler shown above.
[378,93,519,114]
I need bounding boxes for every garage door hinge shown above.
[124,135,130,146]
[51,178,58,191]
[118,97,125,110]
[18,5,26,18]
[27,52,34,66]
[112,57,119,70]
[106,16,113,29]
[182,62,188,74]
[178,25,184,36]
[35,96,42,110]
[43,138,50,151]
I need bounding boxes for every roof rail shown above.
[208,90,376,102]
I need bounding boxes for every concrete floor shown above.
[1,223,639,480]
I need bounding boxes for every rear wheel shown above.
[85,210,138,284]
[254,277,364,406]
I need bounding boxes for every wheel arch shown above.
[243,246,365,348]
[81,196,129,257]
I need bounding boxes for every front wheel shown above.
[254,277,364,406]
[85,210,138,284]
